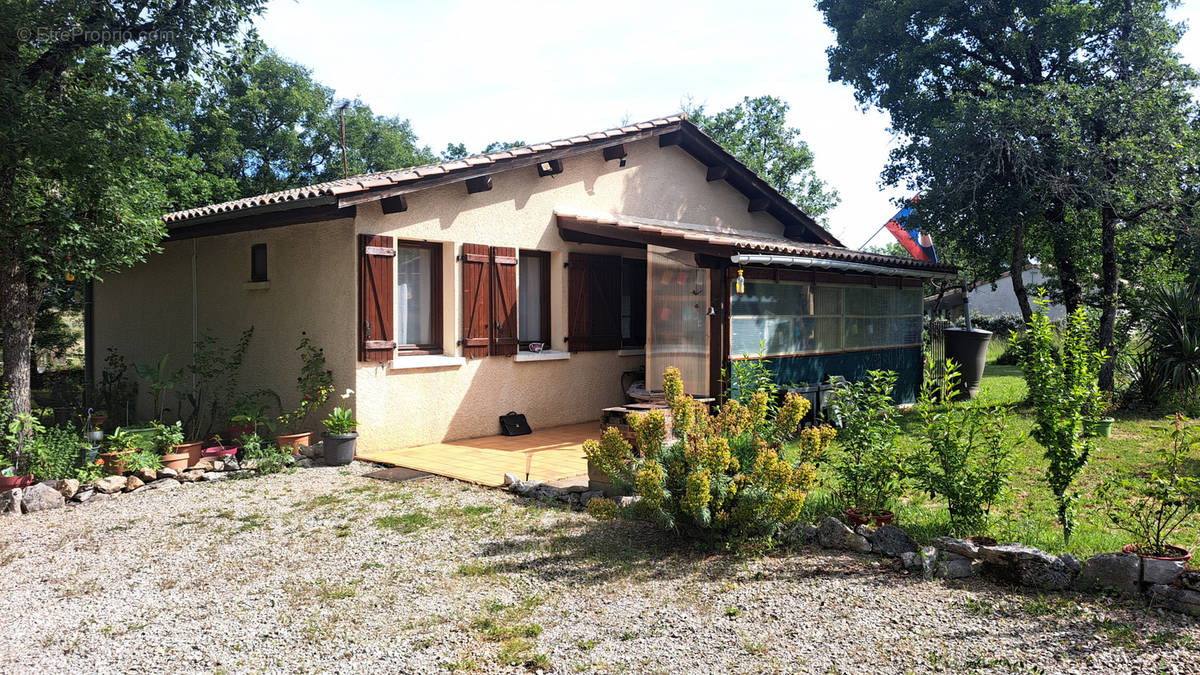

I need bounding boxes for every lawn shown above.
[799,355,1200,558]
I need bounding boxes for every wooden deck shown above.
[354,422,598,487]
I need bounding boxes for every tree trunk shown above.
[1098,205,1119,391]
[1010,218,1034,325]
[0,252,33,421]
[1046,201,1083,315]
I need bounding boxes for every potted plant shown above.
[322,389,358,466]
[275,334,334,452]
[151,420,192,471]
[1083,391,1117,438]
[1098,413,1198,577]
[828,370,905,527]
[99,427,140,476]
[1,409,39,489]
[124,445,163,475]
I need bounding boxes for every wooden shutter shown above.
[461,243,492,358]
[567,253,621,351]
[358,234,396,361]
[490,247,518,356]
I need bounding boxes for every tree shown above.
[685,96,840,222]
[440,140,527,161]
[820,0,1198,390]
[0,1,267,420]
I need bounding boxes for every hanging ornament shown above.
[735,269,745,296]
[65,272,75,282]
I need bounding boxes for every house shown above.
[91,115,956,454]
[924,264,1065,321]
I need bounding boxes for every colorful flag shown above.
[883,200,937,262]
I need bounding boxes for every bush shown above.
[1131,281,1200,403]
[240,433,291,475]
[27,424,87,481]
[1097,414,1200,555]
[827,370,904,515]
[912,359,1016,535]
[584,367,830,545]
[1015,296,1104,543]
[969,312,1026,337]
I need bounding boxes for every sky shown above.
[257,0,1200,250]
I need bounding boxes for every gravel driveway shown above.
[1,463,1197,673]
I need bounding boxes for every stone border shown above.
[0,442,328,516]
[498,479,1200,620]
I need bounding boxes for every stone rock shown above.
[53,478,80,499]
[1059,553,1082,576]
[917,546,938,579]
[1178,570,1200,592]
[817,517,872,554]
[124,475,144,492]
[936,552,976,579]
[579,490,604,507]
[21,483,65,513]
[977,544,1077,589]
[503,473,519,486]
[1148,585,1200,617]
[201,471,226,482]
[1143,557,1188,586]
[191,458,215,472]
[872,525,920,558]
[0,488,22,515]
[178,471,203,483]
[930,537,980,559]
[784,523,819,546]
[94,475,127,494]
[534,484,564,501]
[295,458,314,469]
[222,456,240,472]
[72,489,94,503]
[1073,553,1141,596]
[616,495,640,509]
[212,460,225,472]
[146,478,181,490]
[510,480,541,497]
[156,467,179,480]
[134,467,156,483]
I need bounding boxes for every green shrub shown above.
[1096,414,1200,555]
[912,359,1016,535]
[1015,296,1105,543]
[241,433,291,474]
[124,447,162,473]
[1132,282,1200,403]
[827,370,904,514]
[584,367,828,545]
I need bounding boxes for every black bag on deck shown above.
[499,411,531,436]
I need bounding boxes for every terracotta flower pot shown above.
[276,432,312,454]
[99,449,136,476]
[0,474,35,491]
[202,445,238,460]
[1123,543,1192,561]
[845,507,895,528]
[160,450,191,472]
[174,441,204,468]
[226,423,254,440]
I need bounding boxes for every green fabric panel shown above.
[763,347,922,403]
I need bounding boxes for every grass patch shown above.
[457,562,499,577]
[374,511,435,534]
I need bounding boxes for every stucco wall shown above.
[354,137,791,450]
[93,218,356,434]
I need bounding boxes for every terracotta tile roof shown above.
[163,116,686,224]
[554,209,957,275]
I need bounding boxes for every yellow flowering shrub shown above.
[585,497,621,520]
[583,367,822,544]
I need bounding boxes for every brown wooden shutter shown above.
[490,246,518,356]
[358,234,396,361]
[567,253,591,351]
[461,243,492,358]
[567,253,621,351]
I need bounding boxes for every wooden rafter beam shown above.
[380,195,407,214]
[466,175,493,194]
[536,159,563,177]
[747,197,770,212]
[706,165,728,182]
[602,144,627,161]
[658,130,683,147]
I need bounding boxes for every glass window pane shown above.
[518,254,544,342]
[397,247,432,346]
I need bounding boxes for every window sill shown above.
[514,350,570,362]
[389,355,466,370]
[242,281,270,291]
[617,348,645,357]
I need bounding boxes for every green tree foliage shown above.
[819,0,1199,391]
[440,140,527,161]
[1014,297,1105,543]
[686,96,840,222]
[0,1,268,422]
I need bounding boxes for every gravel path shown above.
[1,464,1197,674]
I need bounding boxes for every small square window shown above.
[250,244,268,282]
